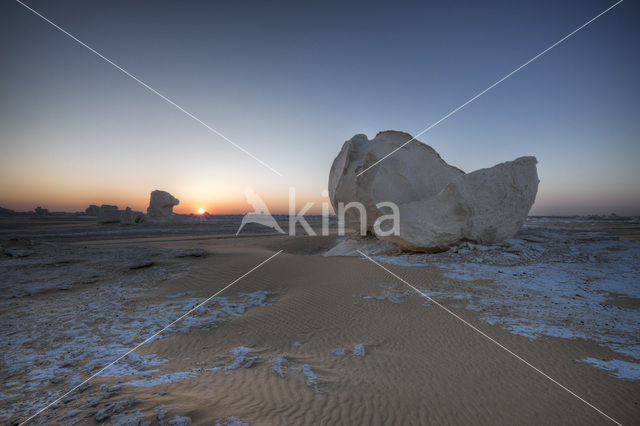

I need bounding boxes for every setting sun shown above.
[197,207,205,215]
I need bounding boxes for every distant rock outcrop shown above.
[119,207,144,225]
[85,204,100,216]
[329,131,539,251]
[147,190,179,218]
[0,206,17,216]
[97,204,120,224]
[34,206,49,216]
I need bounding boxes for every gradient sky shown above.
[1,0,638,215]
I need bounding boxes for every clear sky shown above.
[1,0,638,215]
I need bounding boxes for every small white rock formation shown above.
[147,190,179,218]
[329,131,539,251]
[85,205,100,216]
[119,207,143,225]
[97,205,120,224]
[34,206,49,216]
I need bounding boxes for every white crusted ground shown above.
[347,218,640,380]
[0,244,272,422]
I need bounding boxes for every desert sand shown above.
[1,216,639,425]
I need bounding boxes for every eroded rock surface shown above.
[329,131,538,251]
[329,131,463,231]
[379,156,538,251]
[120,207,143,225]
[147,190,179,218]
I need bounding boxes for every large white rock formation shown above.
[329,131,539,252]
[378,157,539,251]
[329,131,463,230]
[147,190,179,218]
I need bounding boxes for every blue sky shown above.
[1,0,638,214]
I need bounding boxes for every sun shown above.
[197,207,205,215]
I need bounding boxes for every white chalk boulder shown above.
[329,131,463,231]
[377,156,539,251]
[329,131,539,251]
[147,190,179,218]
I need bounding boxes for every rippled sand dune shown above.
[1,217,639,425]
